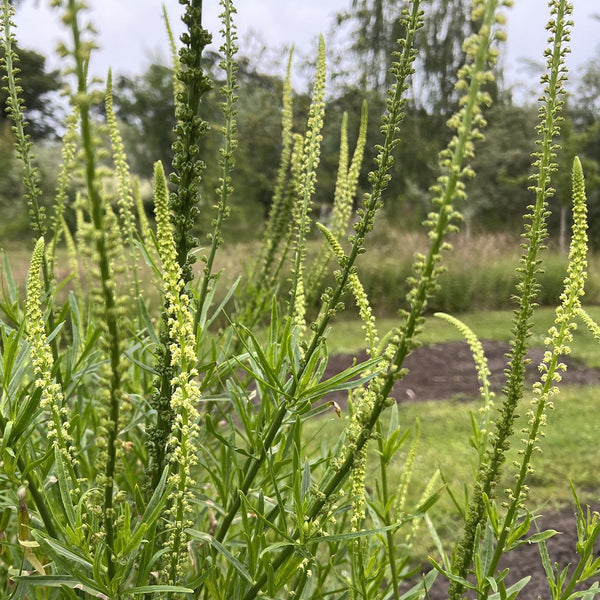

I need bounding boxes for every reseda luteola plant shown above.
[1,0,599,598]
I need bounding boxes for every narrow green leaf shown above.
[480,520,495,582]
[137,466,170,531]
[121,523,148,556]
[203,275,240,330]
[429,556,476,590]
[126,585,194,594]
[239,491,290,541]
[525,529,560,544]
[424,514,450,571]
[301,458,311,501]
[137,295,159,345]
[33,534,94,572]
[0,420,13,455]
[54,445,77,529]
[133,483,146,515]
[2,249,17,303]
[399,568,438,600]
[11,575,108,597]
[538,537,556,581]
[298,356,380,402]
[186,530,254,585]
[505,512,531,551]
[490,576,531,600]
[483,492,500,536]
[92,542,105,590]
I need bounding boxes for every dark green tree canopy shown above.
[0,44,63,139]
[113,63,177,176]
[342,0,477,115]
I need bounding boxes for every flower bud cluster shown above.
[154,161,202,583]
[25,238,80,490]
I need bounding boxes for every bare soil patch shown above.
[323,341,600,599]
[323,340,600,405]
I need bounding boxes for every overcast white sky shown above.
[11,0,600,100]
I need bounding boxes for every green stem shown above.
[448,1,569,594]
[67,0,122,579]
[377,424,400,600]
[559,525,600,599]
[214,0,422,553]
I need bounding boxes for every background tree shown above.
[0,44,62,139]
[112,62,177,177]
[464,101,538,235]
[341,0,477,116]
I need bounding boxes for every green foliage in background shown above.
[0,1,599,600]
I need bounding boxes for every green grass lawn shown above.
[307,384,600,562]
[327,305,600,366]
[311,306,600,560]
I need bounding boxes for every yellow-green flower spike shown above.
[105,69,140,296]
[25,238,80,492]
[153,161,202,585]
[289,35,327,336]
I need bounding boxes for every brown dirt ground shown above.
[323,342,600,599]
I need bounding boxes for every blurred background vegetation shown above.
[3,0,600,313]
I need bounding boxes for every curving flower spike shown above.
[25,237,80,491]
[434,312,495,463]
[1,0,46,237]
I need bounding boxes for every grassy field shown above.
[327,305,600,365]
[5,231,600,319]
[309,305,600,561]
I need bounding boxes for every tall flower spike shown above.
[62,0,126,580]
[153,161,202,585]
[252,47,295,305]
[197,0,239,319]
[2,0,65,386]
[147,0,212,493]
[169,0,212,285]
[302,0,424,368]
[0,0,45,238]
[105,69,140,296]
[449,1,572,596]
[474,154,587,600]
[307,101,369,303]
[577,307,600,343]
[49,104,79,270]
[289,34,327,335]
[509,155,587,511]
[434,312,495,464]
[305,112,349,302]
[162,4,184,107]
[146,161,178,491]
[25,238,80,492]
